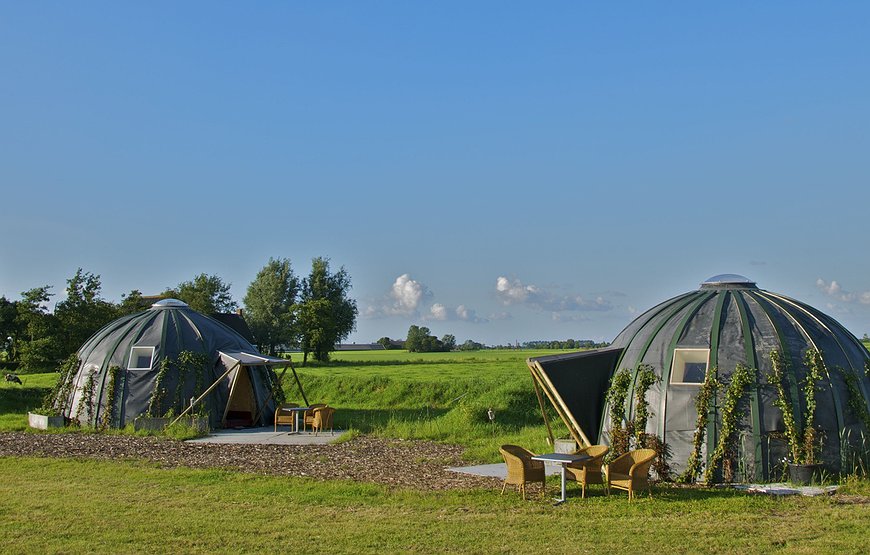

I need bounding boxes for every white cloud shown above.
[489,311,513,321]
[815,278,870,304]
[426,302,487,323]
[495,276,613,313]
[391,274,429,312]
[364,274,486,323]
[363,274,432,319]
[429,303,449,321]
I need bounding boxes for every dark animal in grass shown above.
[4,373,22,385]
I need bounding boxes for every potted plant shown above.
[28,405,65,430]
[768,349,824,485]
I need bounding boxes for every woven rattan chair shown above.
[605,448,657,501]
[311,406,335,435]
[273,403,299,432]
[565,444,609,498]
[302,403,327,431]
[498,445,546,500]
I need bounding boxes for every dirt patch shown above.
[0,431,500,491]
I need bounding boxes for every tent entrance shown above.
[223,366,257,428]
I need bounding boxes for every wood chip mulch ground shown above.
[0,432,501,491]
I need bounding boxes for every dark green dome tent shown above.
[56,299,290,429]
[528,275,870,480]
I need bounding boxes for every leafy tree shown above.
[376,337,393,350]
[164,273,237,314]
[54,269,119,358]
[405,325,450,352]
[298,258,358,364]
[0,296,21,360]
[405,325,429,353]
[441,334,456,351]
[16,286,60,370]
[117,289,148,315]
[458,339,483,351]
[243,258,300,355]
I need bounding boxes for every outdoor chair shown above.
[605,448,657,501]
[311,406,336,435]
[273,403,299,432]
[565,444,609,498]
[302,403,327,431]
[498,445,546,500]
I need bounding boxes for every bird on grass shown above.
[4,373,22,385]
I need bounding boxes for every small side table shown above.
[531,453,590,504]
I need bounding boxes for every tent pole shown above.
[169,360,241,428]
[290,362,309,406]
[529,362,555,446]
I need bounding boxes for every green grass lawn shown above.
[1,457,867,554]
[288,350,573,461]
[2,349,869,553]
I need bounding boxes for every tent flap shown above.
[529,348,623,444]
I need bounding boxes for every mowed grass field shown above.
[286,349,572,461]
[2,349,869,553]
[2,457,869,554]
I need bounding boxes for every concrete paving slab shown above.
[734,482,838,497]
[186,426,346,446]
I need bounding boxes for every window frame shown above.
[128,346,156,370]
[670,348,710,385]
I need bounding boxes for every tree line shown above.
[0,257,357,371]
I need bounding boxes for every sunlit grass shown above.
[0,457,867,554]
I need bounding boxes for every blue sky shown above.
[2,2,869,345]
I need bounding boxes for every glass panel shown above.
[671,349,709,384]
[129,346,155,370]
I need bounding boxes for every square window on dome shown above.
[128,346,155,370]
[671,349,709,384]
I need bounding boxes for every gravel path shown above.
[0,432,501,491]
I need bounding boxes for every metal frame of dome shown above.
[528,276,870,480]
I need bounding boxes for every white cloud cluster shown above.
[363,274,432,318]
[391,274,429,313]
[495,276,613,312]
[363,274,486,324]
[427,303,487,322]
[816,278,870,304]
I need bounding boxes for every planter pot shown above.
[554,438,577,454]
[788,463,822,485]
[28,412,65,430]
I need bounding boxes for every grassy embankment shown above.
[286,349,571,461]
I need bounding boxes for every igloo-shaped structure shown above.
[56,299,287,429]
[528,275,870,479]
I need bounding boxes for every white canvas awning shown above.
[218,351,290,366]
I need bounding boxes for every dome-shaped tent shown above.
[55,299,287,429]
[528,275,870,479]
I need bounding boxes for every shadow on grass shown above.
[557,482,755,503]
[0,386,50,415]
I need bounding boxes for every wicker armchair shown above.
[311,406,335,435]
[273,403,299,432]
[302,403,327,431]
[565,444,609,498]
[605,448,657,501]
[498,445,546,500]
